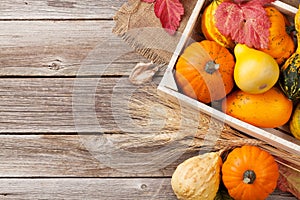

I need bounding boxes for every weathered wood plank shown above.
[0,78,165,133]
[0,134,200,177]
[0,178,294,200]
[0,20,149,77]
[0,0,297,20]
[0,178,175,199]
[1,77,299,166]
[0,0,125,19]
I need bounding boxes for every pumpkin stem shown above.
[243,170,256,184]
[205,61,220,74]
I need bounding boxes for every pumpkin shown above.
[260,6,295,65]
[175,40,235,104]
[222,145,279,200]
[171,152,222,200]
[201,0,235,49]
[234,43,279,94]
[222,87,293,128]
[279,6,300,101]
[289,102,300,140]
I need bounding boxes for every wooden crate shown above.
[158,0,300,160]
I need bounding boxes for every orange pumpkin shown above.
[260,6,295,65]
[222,87,293,128]
[222,145,279,200]
[175,40,235,104]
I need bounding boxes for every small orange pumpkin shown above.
[260,6,295,65]
[222,145,279,200]
[175,40,235,104]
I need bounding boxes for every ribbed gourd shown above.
[201,0,235,49]
[279,6,300,101]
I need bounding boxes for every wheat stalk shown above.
[125,84,300,169]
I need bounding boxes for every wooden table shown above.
[0,0,298,199]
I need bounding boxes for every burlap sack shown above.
[112,0,204,64]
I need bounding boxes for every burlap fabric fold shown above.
[112,0,205,64]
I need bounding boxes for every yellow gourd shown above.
[290,102,300,140]
[171,152,222,200]
[234,44,280,94]
[201,0,235,49]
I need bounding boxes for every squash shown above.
[280,53,300,100]
[201,0,235,49]
[289,102,300,140]
[221,87,293,128]
[260,6,295,65]
[279,6,300,101]
[222,145,279,200]
[175,40,235,104]
[171,152,223,200]
[234,43,279,94]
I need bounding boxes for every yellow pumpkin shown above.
[234,44,279,94]
[290,102,300,140]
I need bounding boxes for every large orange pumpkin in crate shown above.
[175,40,235,104]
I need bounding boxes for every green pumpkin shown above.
[279,53,300,101]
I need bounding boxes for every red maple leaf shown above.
[142,0,155,2]
[233,0,273,4]
[215,0,275,49]
[142,0,184,35]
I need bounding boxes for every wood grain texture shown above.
[0,78,166,133]
[0,0,297,20]
[0,20,150,77]
[0,178,176,199]
[0,0,125,19]
[0,134,199,177]
[0,134,296,199]
[0,178,295,200]
[0,1,298,77]
[0,0,298,199]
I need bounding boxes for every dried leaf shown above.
[129,62,161,85]
[215,0,274,48]
[277,164,300,199]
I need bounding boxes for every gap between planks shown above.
[0,178,294,200]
